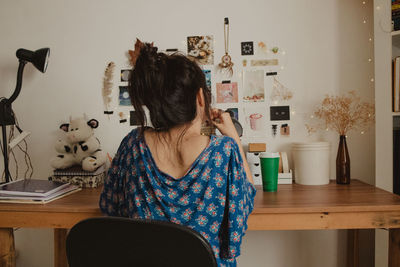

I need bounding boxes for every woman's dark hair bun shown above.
[134,43,163,73]
[129,41,211,135]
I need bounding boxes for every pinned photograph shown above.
[130,110,139,126]
[241,41,254,55]
[216,82,238,103]
[281,124,290,136]
[118,112,127,123]
[243,70,265,102]
[203,70,211,90]
[119,86,131,106]
[120,69,132,82]
[187,36,214,65]
[244,107,267,137]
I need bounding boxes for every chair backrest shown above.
[66,217,218,267]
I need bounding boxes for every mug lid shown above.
[259,152,280,158]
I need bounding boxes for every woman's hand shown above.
[210,109,254,184]
[211,109,240,141]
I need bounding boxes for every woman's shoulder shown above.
[120,128,142,148]
[212,135,240,153]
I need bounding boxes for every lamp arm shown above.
[7,60,27,104]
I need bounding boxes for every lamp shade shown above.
[16,48,50,73]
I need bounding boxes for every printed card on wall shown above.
[216,82,238,103]
[203,70,211,90]
[119,86,131,106]
[187,36,214,65]
[244,107,267,137]
[243,70,265,102]
[241,41,254,55]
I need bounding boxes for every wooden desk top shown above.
[0,180,400,230]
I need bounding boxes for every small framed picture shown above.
[216,82,238,103]
[241,41,254,55]
[119,86,131,106]
[121,69,132,82]
[244,107,267,137]
[203,70,211,90]
[243,70,265,102]
[187,36,214,65]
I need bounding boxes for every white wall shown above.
[0,0,374,266]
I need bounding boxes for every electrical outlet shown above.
[270,106,290,121]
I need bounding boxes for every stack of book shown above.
[393,0,400,31]
[50,165,106,188]
[0,179,80,204]
[393,57,400,112]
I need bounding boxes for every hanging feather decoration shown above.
[102,62,115,118]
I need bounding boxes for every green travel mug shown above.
[259,152,280,192]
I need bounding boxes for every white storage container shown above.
[246,152,262,185]
[292,142,330,185]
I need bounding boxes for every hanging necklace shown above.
[218,17,234,77]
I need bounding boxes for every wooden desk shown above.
[0,180,399,267]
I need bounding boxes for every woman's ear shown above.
[197,88,205,107]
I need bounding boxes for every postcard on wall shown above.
[244,107,267,137]
[243,70,265,102]
[203,69,211,90]
[216,82,238,103]
[119,86,131,106]
[187,36,214,65]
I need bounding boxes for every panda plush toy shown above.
[50,115,107,172]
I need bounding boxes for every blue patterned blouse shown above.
[99,129,256,266]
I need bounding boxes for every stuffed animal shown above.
[50,115,107,172]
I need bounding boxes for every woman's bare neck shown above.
[143,121,210,179]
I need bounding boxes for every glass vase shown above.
[336,135,350,184]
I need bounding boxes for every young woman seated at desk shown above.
[100,41,255,267]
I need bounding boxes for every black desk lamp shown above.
[0,48,50,183]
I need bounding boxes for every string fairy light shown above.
[362,0,375,87]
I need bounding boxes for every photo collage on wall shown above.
[103,25,293,135]
[239,41,293,138]
[181,31,293,139]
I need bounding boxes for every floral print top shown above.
[100,129,256,266]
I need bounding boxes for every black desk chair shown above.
[66,217,218,267]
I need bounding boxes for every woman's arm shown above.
[211,109,254,184]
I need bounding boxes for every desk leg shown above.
[347,229,359,267]
[0,228,15,267]
[389,228,400,267]
[54,228,68,267]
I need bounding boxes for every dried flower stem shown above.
[308,91,375,135]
